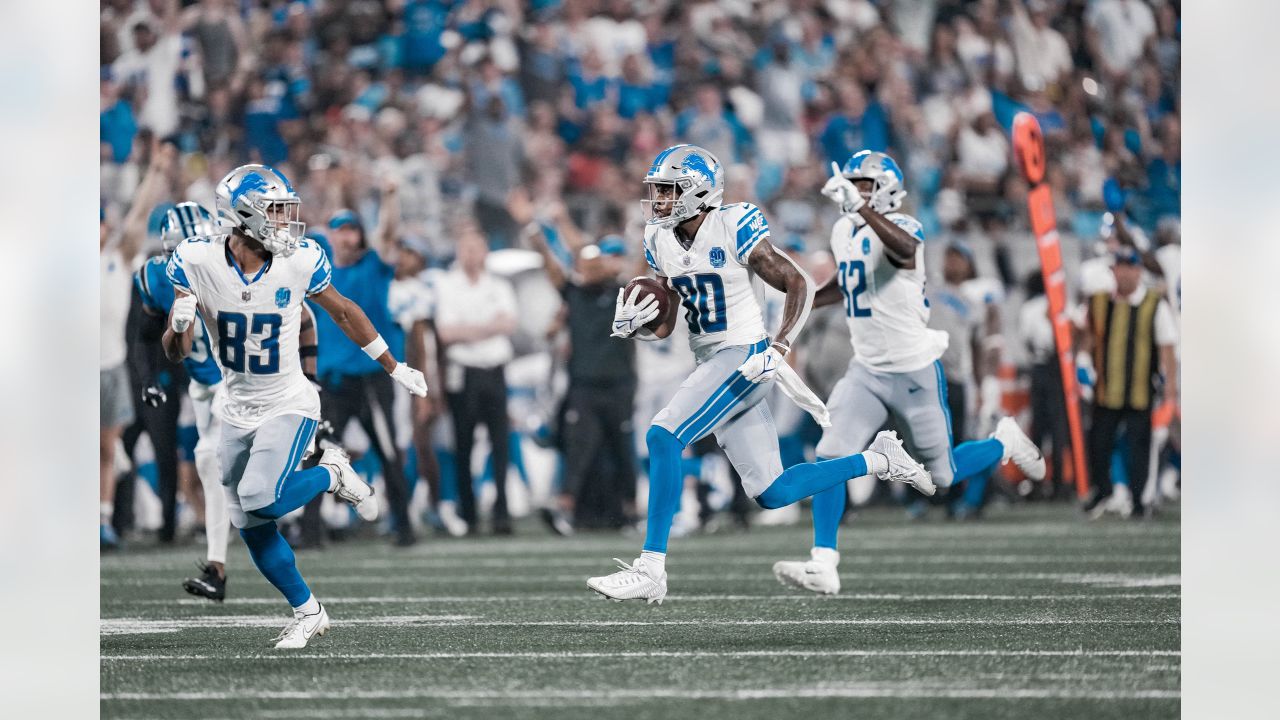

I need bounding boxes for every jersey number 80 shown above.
[671,274,727,334]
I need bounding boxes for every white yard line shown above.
[101,649,1181,662]
[101,687,1180,701]
[118,591,1179,606]
[99,615,1176,636]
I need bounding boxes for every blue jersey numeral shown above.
[837,260,872,318]
[217,311,282,374]
[671,273,727,334]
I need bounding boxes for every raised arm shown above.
[372,177,401,260]
[747,242,814,355]
[856,206,920,269]
[120,142,176,264]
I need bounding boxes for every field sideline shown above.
[101,504,1179,719]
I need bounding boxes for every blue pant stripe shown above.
[674,374,739,443]
[684,375,756,443]
[273,418,316,500]
[672,341,769,443]
[934,361,958,475]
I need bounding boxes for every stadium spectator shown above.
[1019,270,1072,496]
[434,226,519,535]
[110,2,183,138]
[312,184,419,548]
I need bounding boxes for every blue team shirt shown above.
[310,247,403,382]
[134,256,223,386]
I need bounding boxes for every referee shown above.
[310,182,419,547]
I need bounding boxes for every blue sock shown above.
[953,438,1004,483]
[756,454,868,510]
[642,425,685,553]
[811,462,846,550]
[246,466,332,520]
[240,523,311,607]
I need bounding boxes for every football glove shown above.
[390,363,429,397]
[820,162,865,216]
[170,293,198,334]
[611,286,661,338]
[737,344,786,384]
[141,385,167,408]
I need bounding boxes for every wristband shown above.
[770,340,791,356]
[298,345,318,358]
[362,335,389,360]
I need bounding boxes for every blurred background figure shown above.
[434,226,519,535]
[536,235,638,535]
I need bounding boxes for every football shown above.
[625,276,677,331]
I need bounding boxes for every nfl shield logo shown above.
[275,287,291,308]
[709,247,726,268]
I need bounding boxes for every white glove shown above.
[737,345,786,384]
[820,162,865,215]
[391,362,429,397]
[610,286,661,338]
[171,293,198,333]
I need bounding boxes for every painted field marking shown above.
[101,648,1182,662]
[115,592,1180,606]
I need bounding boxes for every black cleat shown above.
[182,561,227,602]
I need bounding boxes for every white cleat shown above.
[319,447,379,521]
[587,557,668,605]
[992,416,1047,481]
[869,430,935,496]
[773,547,841,595]
[274,605,330,649]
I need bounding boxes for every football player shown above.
[771,151,1046,595]
[162,165,427,648]
[589,144,933,604]
[134,202,233,600]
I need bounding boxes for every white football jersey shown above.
[643,202,770,362]
[168,234,331,429]
[829,212,948,373]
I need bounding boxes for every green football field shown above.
[101,504,1179,719]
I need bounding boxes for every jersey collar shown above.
[224,240,272,286]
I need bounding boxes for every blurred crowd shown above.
[100,0,1181,547]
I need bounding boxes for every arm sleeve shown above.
[733,204,770,263]
[306,247,334,296]
[165,245,193,292]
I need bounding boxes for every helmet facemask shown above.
[643,180,692,229]
[254,198,305,258]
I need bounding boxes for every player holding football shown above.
[163,165,427,648]
[771,151,1046,595]
[589,144,934,604]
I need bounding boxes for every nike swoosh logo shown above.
[908,387,922,394]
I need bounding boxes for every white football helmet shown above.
[160,201,217,255]
[215,164,305,257]
[842,150,907,213]
[642,144,724,229]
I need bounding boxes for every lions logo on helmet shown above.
[643,144,724,229]
[160,202,217,255]
[842,150,907,213]
[215,164,306,258]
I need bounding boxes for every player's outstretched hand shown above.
[611,286,660,338]
[391,363,429,397]
[171,293,198,333]
[737,345,785,384]
[821,162,864,215]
